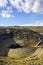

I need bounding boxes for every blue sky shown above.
[0,0,43,26]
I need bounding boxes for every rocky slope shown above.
[0,28,43,57]
[0,27,43,65]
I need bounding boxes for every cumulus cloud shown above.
[9,0,23,12]
[1,12,11,18]
[0,0,8,7]
[9,0,34,13]
[21,0,34,13]
[32,0,43,13]
[9,0,43,14]
[0,0,43,18]
[1,9,14,18]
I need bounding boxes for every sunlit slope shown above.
[8,47,37,59]
[0,47,43,65]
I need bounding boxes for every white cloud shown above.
[19,21,43,26]
[7,6,13,11]
[9,0,33,13]
[1,10,14,18]
[0,0,8,7]
[9,0,43,14]
[0,0,43,18]
[21,0,34,13]
[1,12,11,18]
[9,0,23,12]
[32,0,43,13]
